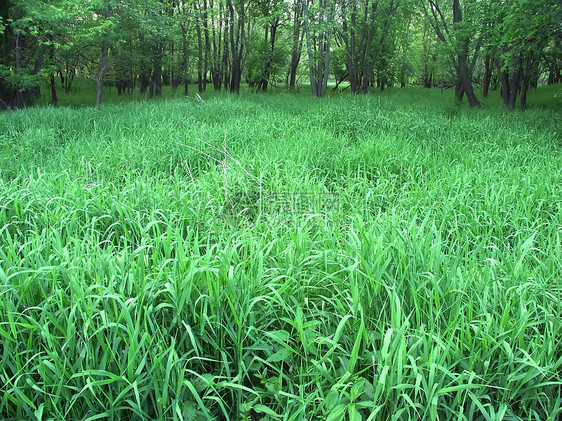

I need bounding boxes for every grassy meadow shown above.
[1,86,561,420]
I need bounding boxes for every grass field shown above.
[1,87,561,420]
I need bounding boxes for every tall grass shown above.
[1,89,561,420]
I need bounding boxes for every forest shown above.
[0,0,561,108]
[1,1,562,421]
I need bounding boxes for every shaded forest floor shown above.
[1,88,561,420]
[37,77,562,111]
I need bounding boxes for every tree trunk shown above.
[152,57,163,97]
[288,1,304,90]
[227,0,244,94]
[21,43,46,105]
[195,1,204,93]
[482,54,491,98]
[210,1,223,91]
[203,0,210,91]
[50,73,58,105]
[222,3,230,91]
[359,1,378,94]
[303,0,332,98]
[341,0,361,94]
[362,0,396,94]
[258,20,279,93]
[455,78,464,101]
[95,0,111,108]
[507,54,522,109]
[520,51,532,110]
[452,0,479,107]
[181,23,189,95]
[303,0,317,97]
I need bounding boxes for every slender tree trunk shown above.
[288,1,304,90]
[483,54,491,97]
[195,2,204,93]
[223,18,230,91]
[320,26,331,97]
[153,51,163,97]
[302,0,317,97]
[50,73,58,105]
[454,78,464,101]
[520,51,532,110]
[500,73,510,106]
[95,0,111,108]
[359,1,379,94]
[203,0,210,91]
[22,43,46,105]
[95,39,109,107]
[227,0,244,93]
[181,23,189,95]
[303,0,332,98]
[258,20,279,92]
[210,1,223,91]
[341,0,360,93]
[362,0,397,94]
[452,0,479,107]
[508,54,522,109]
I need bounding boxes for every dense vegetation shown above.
[1,0,561,108]
[1,87,561,419]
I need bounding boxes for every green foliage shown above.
[0,89,561,419]
[244,29,289,84]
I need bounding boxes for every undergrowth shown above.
[0,90,561,420]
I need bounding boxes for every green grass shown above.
[1,88,561,420]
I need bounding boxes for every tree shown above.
[95,0,111,107]
[287,0,305,90]
[0,0,69,109]
[303,0,335,98]
[491,0,561,109]
[227,0,246,93]
[422,0,481,106]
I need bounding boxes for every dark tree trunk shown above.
[520,51,532,110]
[359,1,378,94]
[0,0,8,109]
[95,0,111,108]
[227,0,244,94]
[547,66,561,84]
[456,55,479,106]
[50,73,58,105]
[222,6,230,91]
[258,19,279,93]
[303,0,332,98]
[500,73,510,106]
[332,71,349,91]
[362,0,396,94]
[483,54,491,98]
[452,0,479,107]
[181,23,189,95]
[195,1,205,93]
[22,43,46,105]
[210,1,223,91]
[288,1,304,90]
[203,0,210,91]
[341,0,362,94]
[152,60,163,97]
[507,54,522,110]
[63,66,75,93]
[95,39,109,108]
[140,71,150,94]
[455,79,464,101]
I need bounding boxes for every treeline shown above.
[0,0,561,109]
